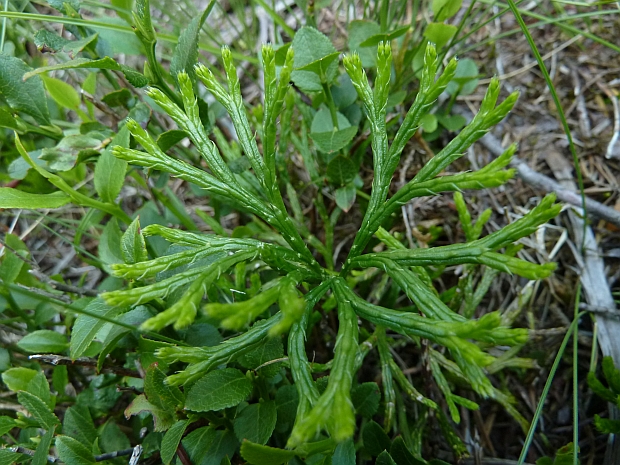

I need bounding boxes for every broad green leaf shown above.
[0,417,16,436]
[376,450,398,465]
[34,30,98,57]
[161,419,189,464]
[423,23,457,49]
[70,298,126,359]
[0,55,51,125]
[602,356,620,394]
[331,74,358,110]
[275,385,298,431]
[111,0,133,23]
[0,233,28,285]
[436,114,467,131]
[17,391,60,429]
[420,113,438,133]
[32,428,55,465]
[17,330,68,354]
[295,52,341,76]
[446,58,479,96]
[144,363,185,411]
[310,109,357,153]
[240,441,296,465]
[0,449,26,465]
[238,336,284,379]
[101,88,132,107]
[157,129,188,152]
[182,426,217,464]
[335,183,356,212]
[291,26,338,92]
[0,106,20,130]
[332,439,355,465]
[42,75,81,111]
[56,435,96,465]
[63,405,97,446]
[121,217,148,264]
[432,0,463,21]
[124,394,175,431]
[27,372,52,408]
[358,25,411,47]
[40,134,104,171]
[23,57,149,88]
[2,367,39,392]
[595,415,620,434]
[234,401,277,445]
[352,382,380,419]
[390,437,426,465]
[99,420,131,453]
[362,420,391,456]
[326,156,356,186]
[185,368,252,412]
[0,188,70,209]
[99,218,124,265]
[348,20,381,67]
[170,0,215,88]
[94,125,129,203]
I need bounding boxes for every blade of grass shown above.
[0,11,259,64]
[506,0,587,247]
[573,285,581,465]
[517,309,585,464]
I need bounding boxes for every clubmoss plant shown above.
[98,40,561,457]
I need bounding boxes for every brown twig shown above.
[29,354,141,378]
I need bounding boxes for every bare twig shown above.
[477,131,620,229]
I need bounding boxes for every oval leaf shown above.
[185,368,252,412]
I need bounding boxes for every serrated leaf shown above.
[144,363,185,411]
[275,385,298,431]
[124,394,175,431]
[94,125,129,203]
[332,439,355,465]
[27,372,52,408]
[0,417,16,436]
[23,57,148,88]
[0,449,26,465]
[362,420,391,456]
[0,188,70,209]
[2,367,39,392]
[432,0,463,21]
[34,30,98,57]
[352,382,380,419]
[99,420,131,453]
[335,183,356,212]
[56,435,96,465]
[185,368,252,412]
[42,75,81,111]
[594,414,620,434]
[240,441,297,465]
[423,23,457,49]
[17,330,68,354]
[161,419,190,464]
[205,429,238,465]
[32,428,55,465]
[238,337,283,379]
[170,0,215,88]
[234,401,277,445]
[0,55,51,125]
[71,298,126,359]
[121,217,148,264]
[63,405,97,446]
[182,426,217,464]
[291,26,338,92]
[17,391,60,429]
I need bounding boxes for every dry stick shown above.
[544,150,620,465]
[478,131,620,229]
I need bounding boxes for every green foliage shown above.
[588,357,620,434]
[0,1,567,463]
